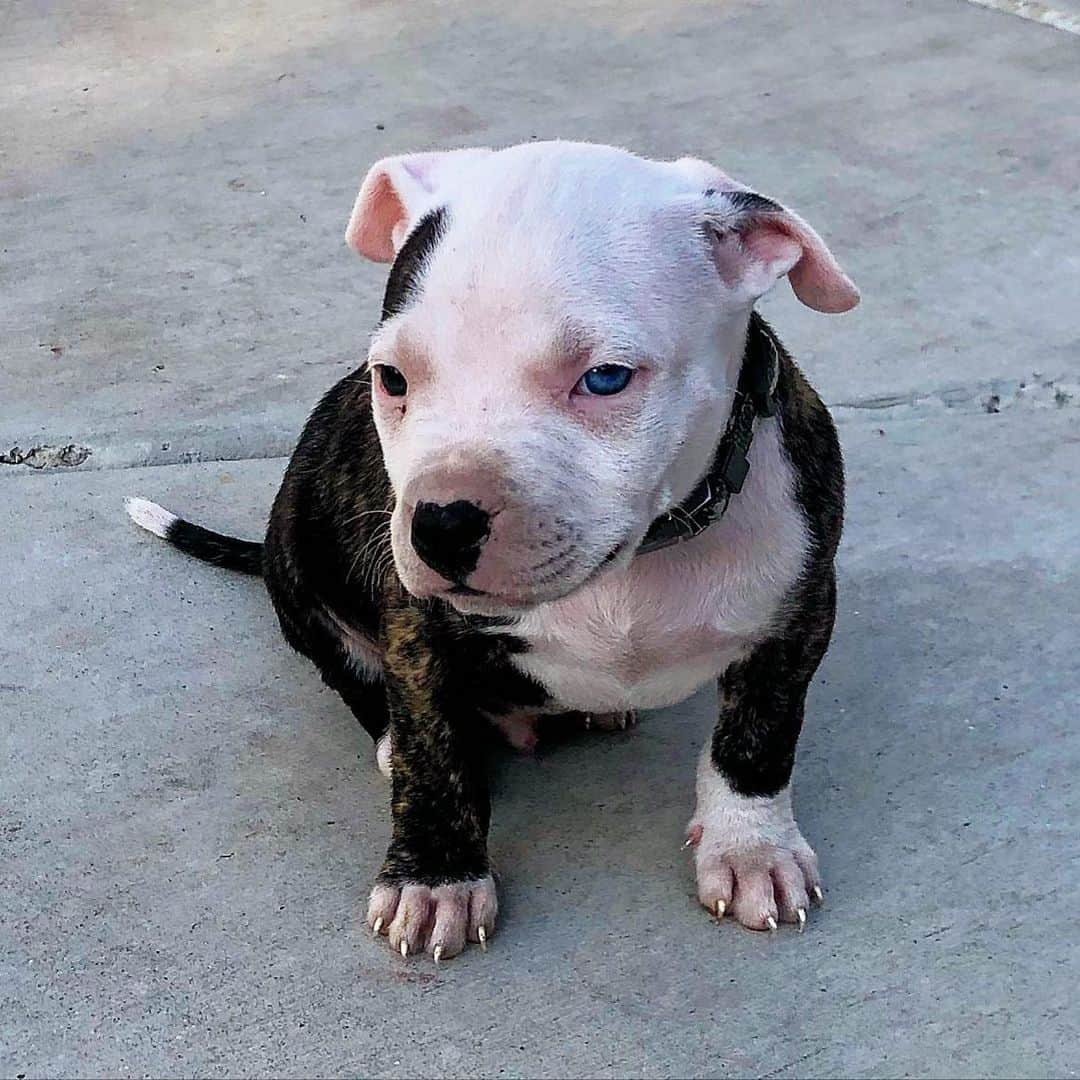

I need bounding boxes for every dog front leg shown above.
[688,573,835,932]
[365,618,496,962]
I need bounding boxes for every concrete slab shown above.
[3,0,1079,467]
[2,400,1078,1078]
[4,0,1079,1075]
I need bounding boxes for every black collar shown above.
[636,319,780,556]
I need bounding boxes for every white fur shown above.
[340,140,833,712]
[363,142,807,610]
[689,737,821,928]
[339,141,854,806]
[506,417,809,712]
[367,874,498,959]
[375,732,393,779]
[320,605,383,681]
[125,497,177,539]
[692,742,804,851]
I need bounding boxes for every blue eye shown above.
[579,364,634,396]
[376,365,408,397]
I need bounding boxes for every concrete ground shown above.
[2,1,1078,1077]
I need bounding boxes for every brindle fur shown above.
[260,309,841,887]
[710,311,843,799]
[263,360,547,887]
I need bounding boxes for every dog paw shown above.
[366,876,498,961]
[578,709,637,732]
[690,831,822,932]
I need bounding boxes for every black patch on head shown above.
[704,188,783,219]
[724,190,783,216]
[381,206,449,321]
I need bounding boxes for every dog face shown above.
[347,142,857,616]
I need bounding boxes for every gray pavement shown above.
[2,2,1078,1077]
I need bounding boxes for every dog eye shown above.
[578,364,634,396]
[375,365,408,397]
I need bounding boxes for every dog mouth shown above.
[447,583,485,597]
[440,539,631,614]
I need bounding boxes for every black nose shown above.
[411,500,491,582]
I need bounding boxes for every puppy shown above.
[128,140,858,962]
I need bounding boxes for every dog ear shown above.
[702,188,859,313]
[670,157,858,313]
[345,148,493,262]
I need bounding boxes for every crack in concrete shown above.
[832,372,1076,415]
[2,373,1075,476]
[0,443,93,469]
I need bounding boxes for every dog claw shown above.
[400,940,408,958]
[583,714,592,730]
[715,899,726,918]
[433,944,443,964]
[372,917,383,937]
[478,925,487,951]
[765,915,778,932]
[797,908,807,931]
[812,885,824,905]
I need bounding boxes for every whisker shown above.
[365,546,397,591]
[356,528,392,562]
[347,521,392,585]
[337,507,393,530]
[361,533,396,592]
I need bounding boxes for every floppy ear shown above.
[701,189,859,313]
[671,157,859,313]
[345,148,493,262]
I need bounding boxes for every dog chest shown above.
[505,551,783,712]
[509,592,751,712]
[504,429,810,713]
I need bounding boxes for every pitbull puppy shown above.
[127,140,858,962]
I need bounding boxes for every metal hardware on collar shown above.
[635,318,780,557]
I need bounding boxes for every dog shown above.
[127,140,859,963]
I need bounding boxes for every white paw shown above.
[366,876,498,962]
[690,751,821,932]
[690,833,822,931]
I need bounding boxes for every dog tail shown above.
[125,497,263,576]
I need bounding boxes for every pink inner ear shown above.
[743,228,803,280]
[345,168,406,263]
[770,213,860,314]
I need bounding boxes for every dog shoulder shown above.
[264,368,391,653]
[757,315,843,656]
[764,315,844,569]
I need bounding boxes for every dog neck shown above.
[636,312,779,556]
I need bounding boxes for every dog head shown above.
[346,141,858,616]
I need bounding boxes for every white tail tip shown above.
[125,496,177,539]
